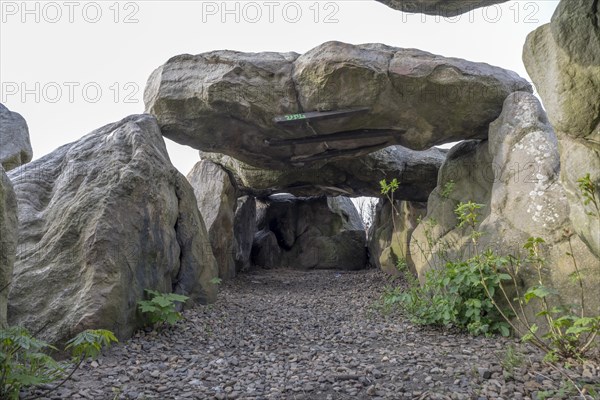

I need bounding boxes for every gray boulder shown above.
[252,195,367,270]
[523,0,599,142]
[376,0,508,17]
[409,92,599,315]
[368,199,426,275]
[523,0,600,258]
[234,196,256,272]
[187,160,238,280]
[0,103,33,171]
[145,41,531,170]
[0,166,17,328]
[202,145,445,200]
[7,114,218,344]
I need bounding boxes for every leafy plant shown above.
[498,237,600,361]
[379,178,399,198]
[138,290,189,326]
[380,178,400,231]
[500,343,523,379]
[0,327,63,399]
[379,178,410,265]
[210,277,222,286]
[393,250,511,336]
[0,327,117,400]
[577,173,599,216]
[383,201,509,336]
[65,329,118,360]
[440,180,455,199]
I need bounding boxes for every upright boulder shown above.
[523,0,600,258]
[7,115,218,344]
[0,103,33,171]
[409,92,599,315]
[0,167,17,328]
[368,199,426,275]
[252,195,367,270]
[187,160,238,280]
[523,0,599,142]
[145,41,531,170]
[233,196,257,272]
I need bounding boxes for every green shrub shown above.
[0,327,117,400]
[440,180,455,199]
[0,327,63,399]
[498,237,600,361]
[384,200,510,336]
[138,289,189,326]
[395,251,511,336]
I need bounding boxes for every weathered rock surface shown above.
[409,92,600,315]
[523,0,600,142]
[368,199,426,275]
[202,145,445,200]
[559,138,600,257]
[7,114,218,344]
[233,195,256,272]
[145,41,531,170]
[0,166,17,328]
[376,0,508,17]
[523,0,600,258]
[252,195,367,270]
[187,160,238,280]
[0,103,33,171]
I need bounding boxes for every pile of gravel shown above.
[28,269,599,399]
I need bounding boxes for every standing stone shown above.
[368,199,426,275]
[7,115,218,344]
[234,196,256,272]
[0,166,17,328]
[187,160,238,280]
[523,0,600,258]
[523,0,599,142]
[0,103,33,171]
[410,92,599,316]
[252,195,367,270]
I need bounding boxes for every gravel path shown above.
[33,269,599,400]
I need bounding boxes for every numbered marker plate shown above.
[273,107,370,125]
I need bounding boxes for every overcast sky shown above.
[1,0,558,175]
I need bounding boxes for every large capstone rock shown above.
[368,199,426,275]
[7,115,218,344]
[202,145,445,200]
[234,196,256,272]
[187,160,238,280]
[376,0,508,17]
[0,103,33,171]
[145,41,531,170]
[252,195,367,270]
[0,166,17,328]
[523,0,600,258]
[409,92,600,315]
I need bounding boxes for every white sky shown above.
[1,0,558,175]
